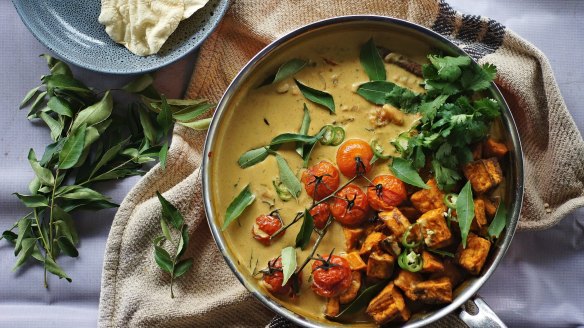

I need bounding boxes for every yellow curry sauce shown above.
[211,33,428,324]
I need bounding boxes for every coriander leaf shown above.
[14,193,49,208]
[273,59,308,84]
[173,258,193,278]
[28,149,55,187]
[47,97,73,117]
[156,191,184,229]
[58,124,87,169]
[360,38,386,81]
[456,181,475,248]
[280,246,296,286]
[431,159,461,191]
[295,210,314,249]
[275,154,302,199]
[222,185,255,231]
[20,86,40,109]
[389,158,430,189]
[488,201,507,239]
[154,245,173,273]
[419,95,449,124]
[122,74,154,93]
[294,79,335,113]
[56,236,78,257]
[71,91,113,132]
[295,104,311,157]
[44,256,72,282]
[333,281,387,320]
[238,147,270,168]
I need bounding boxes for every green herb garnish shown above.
[295,209,315,249]
[274,59,308,84]
[153,192,194,298]
[360,38,386,81]
[294,79,335,113]
[332,282,387,320]
[280,246,297,286]
[222,184,256,230]
[389,157,430,189]
[487,200,507,240]
[456,181,475,248]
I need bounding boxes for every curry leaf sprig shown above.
[153,192,193,298]
[0,55,212,287]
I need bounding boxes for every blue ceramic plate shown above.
[12,0,229,74]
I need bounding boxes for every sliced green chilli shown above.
[319,125,335,145]
[398,249,423,272]
[330,126,345,146]
[370,139,390,159]
[273,180,292,201]
[401,224,422,248]
[443,193,458,209]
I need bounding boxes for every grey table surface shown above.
[1,1,583,327]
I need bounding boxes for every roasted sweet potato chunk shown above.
[366,283,411,324]
[471,198,488,233]
[456,233,492,275]
[412,277,453,304]
[339,271,362,304]
[398,206,421,222]
[431,259,465,288]
[417,207,452,248]
[480,196,499,219]
[421,251,444,273]
[484,138,509,158]
[410,178,445,213]
[379,208,411,239]
[367,252,395,279]
[343,227,364,251]
[344,252,367,271]
[463,158,503,194]
[360,232,386,257]
[394,270,422,301]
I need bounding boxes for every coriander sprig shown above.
[153,192,193,298]
[1,55,212,287]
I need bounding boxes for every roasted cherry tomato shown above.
[309,203,331,230]
[367,175,408,211]
[262,257,302,296]
[330,184,369,226]
[301,161,340,200]
[311,255,352,298]
[336,139,374,178]
[252,214,283,245]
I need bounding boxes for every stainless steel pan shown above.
[203,15,524,328]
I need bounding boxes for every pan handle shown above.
[459,296,507,328]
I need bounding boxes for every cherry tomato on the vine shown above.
[330,184,369,226]
[367,175,408,211]
[336,139,374,178]
[309,203,331,230]
[261,257,302,296]
[301,161,340,200]
[311,255,352,298]
[252,214,283,245]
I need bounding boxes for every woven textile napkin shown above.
[98,0,584,327]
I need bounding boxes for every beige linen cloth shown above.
[98,0,584,327]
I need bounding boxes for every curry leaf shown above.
[56,236,78,257]
[47,97,73,117]
[13,238,37,271]
[360,38,386,81]
[156,191,184,229]
[280,246,297,286]
[270,133,317,146]
[44,256,72,282]
[157,96,173,132]
[160,219,172,241]
[275,154,301,199]
[28,149,54,187]
[295,104,311,156]
[172,103,213,122]
[159,141,169,170]
[295,210,314,250]
[14,193,49,208]
[456,181,475,248]
[43,74,90,94]
[274,59,308,84]
[71,91,113,132]
[89,140,126,179]
[389,158,430,189]
[222,185,255,231]
[333,281,387,320]
[14,218,32,256]
[173,258,193,278]
[178,225,189,258]
[58,124,87,169]
[238,147,270,168]
[178,118,212,130]
[138,106,158,143]
[487,201,507,240]
[294,79,335,113]
[20,86,40,109]
[39,112,63,141]
[122,74,154,93]
[154,245,173,273]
